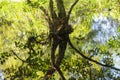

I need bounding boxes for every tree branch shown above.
[67,0,79,21]
[49,0,57,22]
[40,6,53,31]
[40,6,51,23]
[11,50,26,62]
[51,40,59,65]
[68,37,120,71]
[54,65,66,80]
[44,67,55,80]
[56,0,66,18]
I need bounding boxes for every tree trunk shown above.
[41,0,79,79]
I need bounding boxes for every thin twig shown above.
[68,37,120,71]
[11,50,26,62]
[40,6,53,30]
[67,0,79,21]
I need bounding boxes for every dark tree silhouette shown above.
[29,0,120,79]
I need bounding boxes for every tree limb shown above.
[44,67,55,80]
[40,6,53,31]
[68,37,120,71]
[40,6,51,23]
[51,39,59,65]
[54,65,66,80]
[54,40,67,80]
[49,0,57,22]
[44,37,67,80]
[56,0,66,18]
[67,0,79,21]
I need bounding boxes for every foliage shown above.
[0,0,120,80]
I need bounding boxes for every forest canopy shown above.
[0,0,120,80]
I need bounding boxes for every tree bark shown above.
[42,0,79,80]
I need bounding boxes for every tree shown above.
[0,0,120,80]
[40,0,79,79]
[39,0,120,80]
